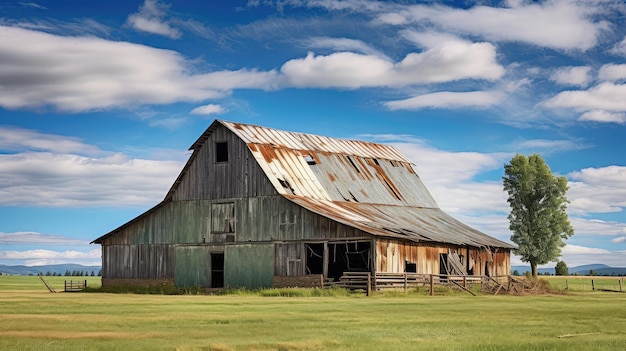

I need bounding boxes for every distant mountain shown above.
[511,264,626,276]
[0,264,101,276]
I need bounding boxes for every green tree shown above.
[503,154,574,278]
[555,261,568,276]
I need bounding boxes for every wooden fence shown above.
[329,272,523,296]
[64,280,87,292]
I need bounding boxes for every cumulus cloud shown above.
[543,82,626,124]
[280,39,503,88]
[569,218,626,236]
[190,104,226,115]
[126,0,182,39]
[385,91,504,110]
[0,152,184,207]
[0,25,277,112]
[610,36,626,56]
[0,126,101,154]
[377,0,606,50]
[578,110,626,124]
[568,166,626,215]
[550,66,592,87]
[598,63,626,81]
[0,128,186,207]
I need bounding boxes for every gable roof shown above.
[191,120,512,249]
[94,120,513,249]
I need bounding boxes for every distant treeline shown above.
[32,270,102,277]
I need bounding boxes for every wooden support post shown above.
[429,274,434,296]
[404,273,407,293]
[565,280,568,290]
[591,279,595,291]
[366,273,371,297]
[620,278,623,292]
[319,274,324,288]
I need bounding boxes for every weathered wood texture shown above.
[172,123,276,201]
[102,244,174,279]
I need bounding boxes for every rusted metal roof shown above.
[214,120,513,249]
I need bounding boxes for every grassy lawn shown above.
[1,275,626,351]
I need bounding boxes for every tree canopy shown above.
[503,154,574,277]
[555,260,569,276]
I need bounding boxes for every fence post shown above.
[429,274,434,296]
[591,279,595,291]
[620,278,623,292]
[404,273,407,293]
[565,280,568,290]
[366,273,371,297]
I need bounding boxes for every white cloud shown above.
[550,66,592,87]
[126,0,182,39]
[0,151,184,207]
[569,218,626,236]
[598,63,626,81]
[611,236,626,244]
[0,248,101,266]
[0,126,101,154]
[385,91,503,110]
[0,25,278,112]
[190,104,226,115]
[560,245,626,267]
[568,166,626,215]
[543,83,626,119]
[305,37,387,58]
[578,110,626,124]
[280,39,503,88]
[610,36,626,56]
[389,140,511,215]
[377,0,606,50]
[0,232,86,245]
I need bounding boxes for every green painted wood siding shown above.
[174,246,212,287]
[224,244,274,289]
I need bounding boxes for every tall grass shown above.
[1,275,626,350]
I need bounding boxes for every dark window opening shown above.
[484,261,490,277]
[327,242,370,281]
[211,253,224,288]
[306,243,324,275]
[215,142,228,163]
[439,253,449,275]
[405,261,417,273]
[304,154,316,165]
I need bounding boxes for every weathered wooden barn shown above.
[92,120,513,289]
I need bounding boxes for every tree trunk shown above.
[531,262,538,278]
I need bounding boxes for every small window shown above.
[215,142,228,163]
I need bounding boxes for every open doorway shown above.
[210,253,224,288]
[327,242,371,281]
[305,243,324,274]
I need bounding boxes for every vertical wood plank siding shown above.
[172,124,276,201]
[102,244,173,279]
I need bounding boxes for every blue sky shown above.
[1,0,625,269]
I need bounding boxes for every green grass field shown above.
[1,275,625,351]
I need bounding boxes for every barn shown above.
[92,120,513,289]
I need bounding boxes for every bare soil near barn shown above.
[1,275,625,351]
